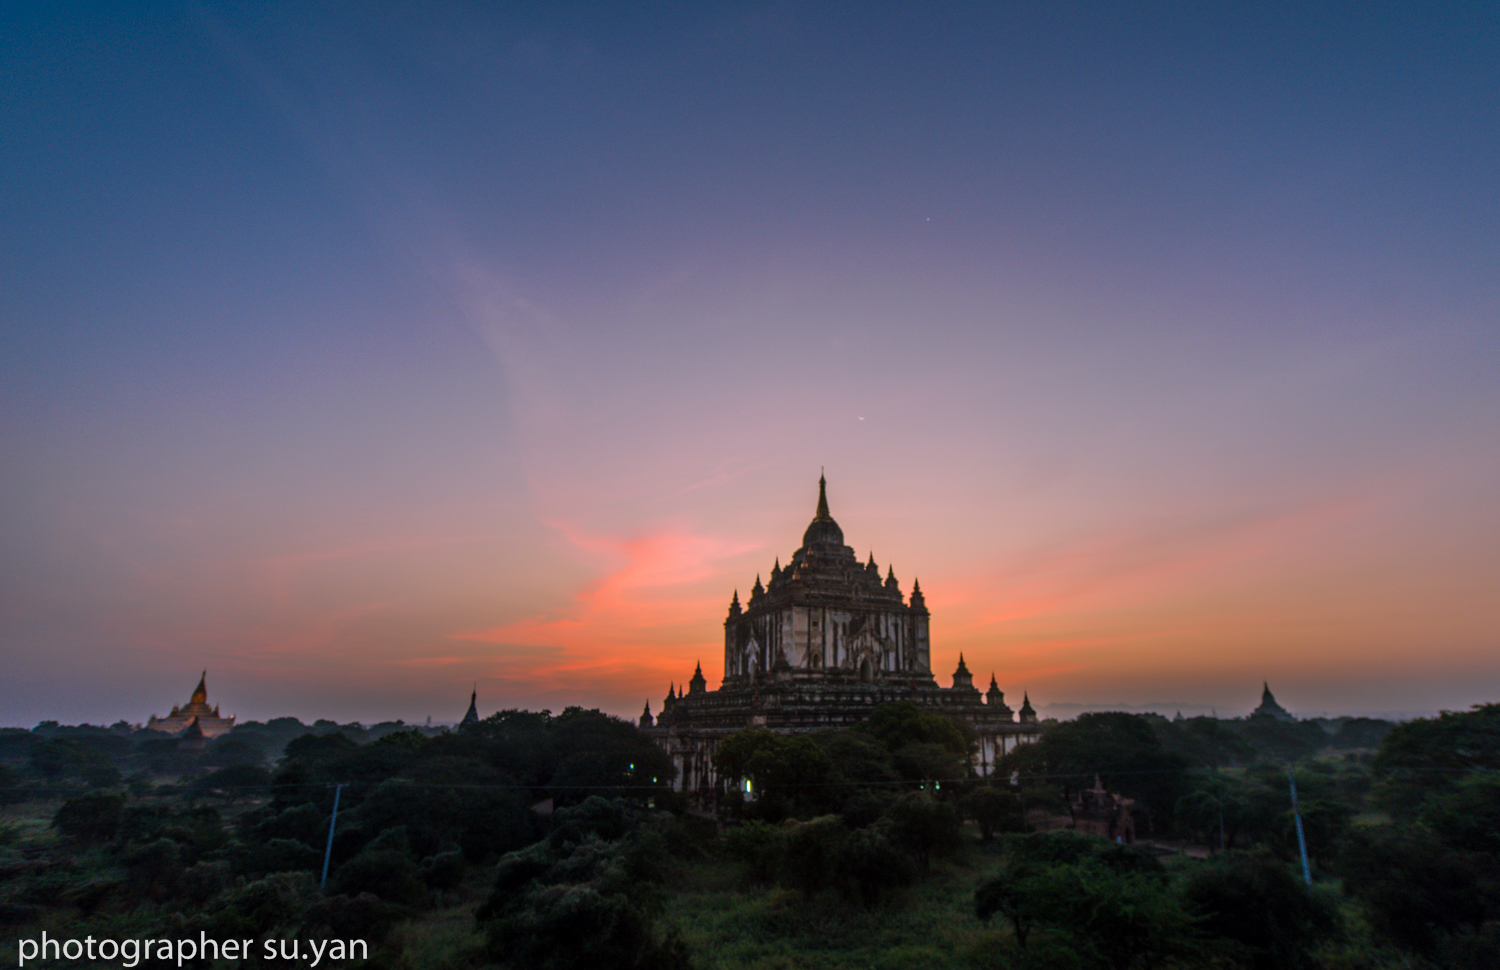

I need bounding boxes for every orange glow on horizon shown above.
[453,519,757,699]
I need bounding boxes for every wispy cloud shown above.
[454,518,756,691]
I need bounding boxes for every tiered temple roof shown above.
[147,671,236,738]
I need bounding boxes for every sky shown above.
[3,1,1498,727]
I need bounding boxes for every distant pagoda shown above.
[147,671,236,738]
[1251,682,1295,722]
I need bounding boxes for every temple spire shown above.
[190,671,208,706]
[815,472,830,520]
[461,685,479,726]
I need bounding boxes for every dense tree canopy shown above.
[14,699,1500,970]
[998,711,1191,832]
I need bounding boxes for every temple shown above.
[146,671,236,738]
[1251,682,1295,721]
[648,475,1040,794]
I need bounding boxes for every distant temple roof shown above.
[461,687,480,727]
[1252,682,1295,721]
[147,671,235,738]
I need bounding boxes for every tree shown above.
[837,822,915,908]
[1180,853,1339,970]
[963,785,1023,841]
[485,884,691,970]
[1284,797,1351,864]
[29,738,120,787]
[713,728,832,818]
[1177,767,1294,853]
[239,837,321,877]
[812,729,900,788]
[1338,826,1493,957]
[781,815,848,897]
[283,731,360,763]
[891,741,968,785]
[548,708,675,802]
[721,820,785,883]
[52,792,125,843]
[1155,716,1256,767]
[478,806,693,970]
[977,853,1198,969]
[975,860,1046,950]
[998,712,1191,834]
[1373,703,1500,817]
[1232,718,1328,763]
[862,701,972,757]
[126,838,185,900]
[1421,772,1500,854]
[192,763,273,800]
[1329,717,1394,750]
[0,764,26,805]
[329,848,426,906]
[204,736,268,768]
[885,792,961,874]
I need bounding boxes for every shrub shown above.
[963,785,1022,841]
[241,837,321,877]
[53,791,125,843]
[1180,853,1339,970]
[485,884,690,970]
[885,792,961,873]
[126,837,184,899]
[329,848,425,906]
[418,849,467,890]
[838,822,915,908]
[1338,826,1491,956]
[977,856,1200,970]
[782,815,848,897]
[720,820,785,883]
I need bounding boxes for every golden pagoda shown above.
[147,671,236,738]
